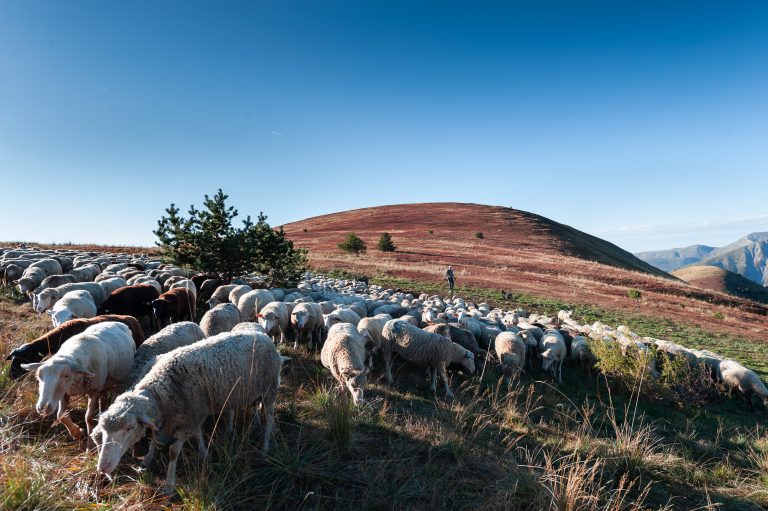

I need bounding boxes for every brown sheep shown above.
[151,288,196,328]
[5,315,145,380]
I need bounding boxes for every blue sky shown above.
[1,1,766,252]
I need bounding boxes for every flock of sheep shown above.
[2,245,768,494]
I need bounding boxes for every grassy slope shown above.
[1,279,768,510]
[673,266,768,305]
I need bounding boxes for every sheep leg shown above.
[557,359,563,385]
[384,352,394,386]
[57,396,85,440]
[163,436,187,494]
[142,439,157,467]
[429,367,437,394]
[197,429,208,459]
[438,363,454,399]
[260,399,275,456]
[84,393,101,450]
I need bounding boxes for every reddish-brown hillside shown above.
[283,203,768,342]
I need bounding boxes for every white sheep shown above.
[381,319,475,399]
[34,282,108,312]
[323,308,362,332]
[290,302,324,350]
[538,330,566,384]
[237,289,275,321]
[494,331,526,385]
[717,359,768,412]
[16,266,47,295]
[21,322,135,443]
[91,331,287,492]
[256,301,290,344]
[47,290,97,326]
[97,277,128,297]
[231,321,267,335]
[115,321,206,393]
[200,303,241,337]
[229,285,254,310]
[321,323,369,405]
[205,284,239,309]
[570,336,597,367]
[357,314,392,368]
[169,278,197,300]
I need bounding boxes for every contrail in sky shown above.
[271,131,285,137]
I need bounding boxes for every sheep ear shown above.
[20,362,44,371]
[538,353,543,359]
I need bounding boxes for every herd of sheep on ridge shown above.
[2,246,767,493]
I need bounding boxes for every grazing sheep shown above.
[237,289,275,322]
[36,274,78,293]
[229,285,254,310]
[21,322,136,443]
[97,277,128,297]
[357,315,392,367]
[539,330,566,384]
[570,336,597,367]
[35,282,108,312]
[205,284,239,309]
[495,331,526,385]
[198,278,221,303]
[91,331,287,492]
[47,290,97,326]
[323,308,362,332]
[97,284,159,319]
[321,323,369,405]
[29,258,63,278]
[290,302,324,350]
[231,322,267,335]
[199,303,241,337]
[128,276,162,294]
[115,322,206,393]
[717,359,768,412]
[255,301,290,344]
[381,319,475,399]
[16,266,47,294]
[169,279,197,300]
[151,288,196,327]
[5,314,145,380]
[68,263,101,282]
[442,323,486,357]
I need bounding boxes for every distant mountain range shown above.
[636,232,768,286]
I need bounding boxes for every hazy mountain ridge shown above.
[635,244,716,272]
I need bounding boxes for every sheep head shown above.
[93,393,165,476]
[341,367,369,406]
[21,359,94,417]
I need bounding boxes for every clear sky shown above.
[1,1,766,253]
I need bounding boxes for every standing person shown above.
[446,266,455,293]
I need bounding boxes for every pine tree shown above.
[338,234,366,256]
[153,190,307,285]
[377,232,396,252]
